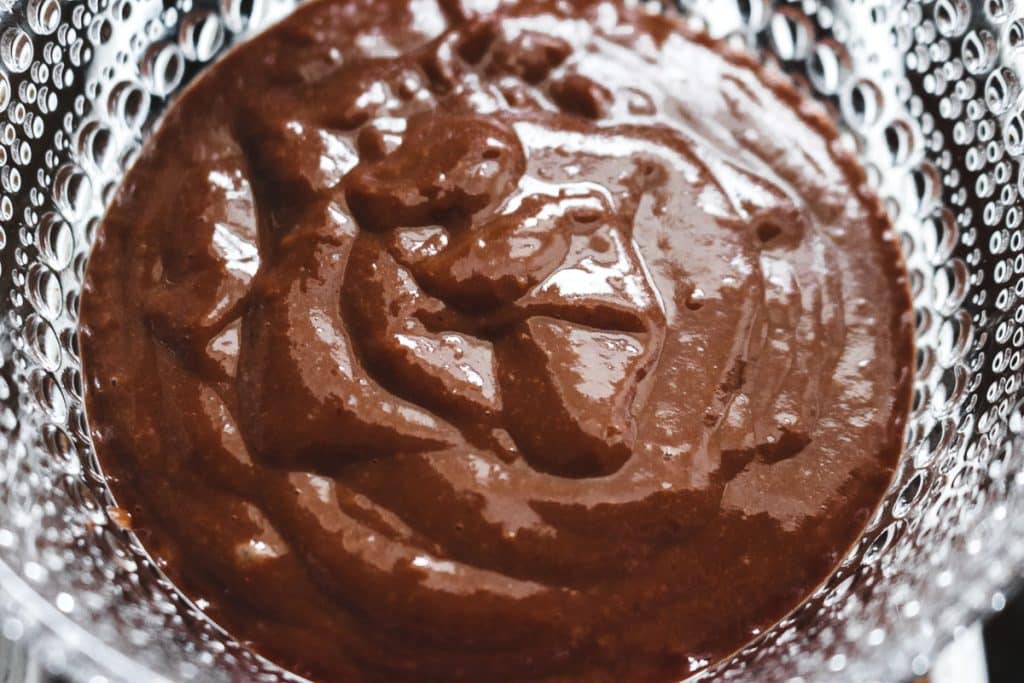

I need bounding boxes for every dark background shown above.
[985,591,1024,682]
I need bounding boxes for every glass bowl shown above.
[0,0,1021,680]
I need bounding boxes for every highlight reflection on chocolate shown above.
[80,0,914,680]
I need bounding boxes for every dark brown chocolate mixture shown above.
[80,0,914,679]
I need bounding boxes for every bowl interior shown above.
[0,0,1023,680]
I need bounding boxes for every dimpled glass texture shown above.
[0,0,1020,680]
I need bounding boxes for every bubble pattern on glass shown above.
[0,0,1022,681]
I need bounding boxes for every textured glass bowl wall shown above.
[0,0,1021,681]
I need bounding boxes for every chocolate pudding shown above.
[79,0,914,679]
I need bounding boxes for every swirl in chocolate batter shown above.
[80,0,914,680]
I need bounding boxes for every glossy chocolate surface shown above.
[80,0,914,679]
